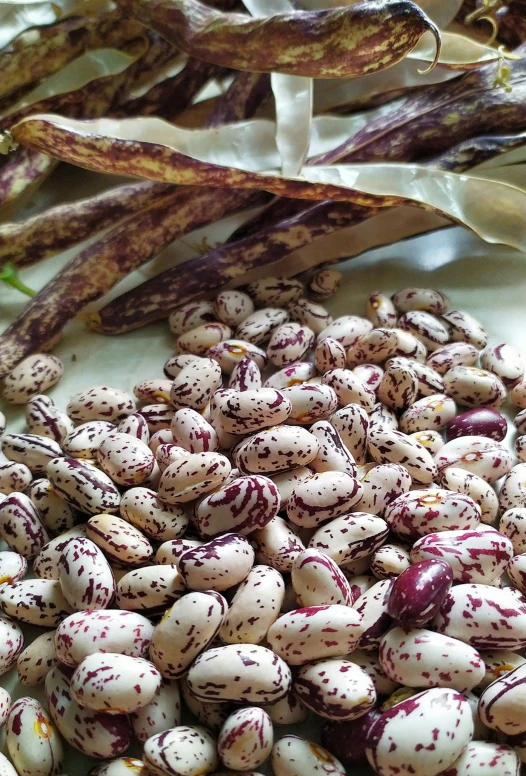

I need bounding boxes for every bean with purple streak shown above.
[498,464,526,511]
[236,425,319,474]
[133,378,173,404]
[480,343,524,388]
[280,383,338,425]
[247,277,303,307]
[0,492,49,559]
[387,559,453,626]
[272,735,346,776]
[168,300,216,335]
[219,564,284,644]
[28,478,76,534]
[6,696,63,776]
[66,386,136,423]
[58,536,115,610]
[236,307,289,345]
[130,677,181,743]
[0,461,32,495]
[228,355,262,391]
[177,532,254,591]
[434,436,514,484]
[393,288,451,315]
[439,467,499,524]
[1,433,63,475]
[120,487,189,541]
[2,354,63,404]
[309,512,389,565]
[25,396,75,444]
[0,579,72,627]
[353,463,412,516]
[170,408,218,452]
[158,451,231,504]
[287,471,362,528]
[322,368,375,411]
[0,616,24,676]
[368,427,437,484]
[478,663,526,735]
[264,360,316,389]
[86,514,153,567]
[117,412,151,444]
[46,457,121,514]
[444,366,506,408]
[400,393,456,434]
[0,551,27,584]
[195,474,280,538]
[294,658,376,721]
[288,297,332,335]
[17,631,57,686]
[176,322,232,355]
[267,322,315,368]
[330,403,369,464]
[169,357,222,411]
[218,707,273,771]
[314,338,346,373]
[291,549,354,607]
[367,291,397,328]
[143,724,216,776]
[385,489,481,540]
[352,578,394,652]
[208,338,268,374]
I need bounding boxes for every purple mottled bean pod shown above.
[272,735,346,776]
[208,338,268,374]
[3,354,63,404]
[45,665,132,758]
[365,688,473,776]
[0,615,24,676]
[58,536,115,610]
[195,475,280,538]
[55,609,154,666]
[380,626,485,692]
[0,492,49,559]
[149,590,227,678]
[46,457,121,514]
[87,513,153,567]
[294,658,376,720]
[368,427,436,484]
[387,559,453,626]
[268,322,315,367]
[169,357,222,411]
[6,696,63,776]
[218,707,273,771]
[1,433,62,474]
[187,643,291,704]
[178,533,254,591]
[411,527,513,584]
[0,579,72,626]
[385,489,481,540]
[435,436,514,484]
[446,408,507,441]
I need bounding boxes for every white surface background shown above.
[1,164,526,774]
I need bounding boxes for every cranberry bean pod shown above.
[434,436,514,484]
[120,487,188,541]
[0,492,49,559]
[353,463,412,516]
[379,627,485,692]
[291,549,353,606]
[55,609,154,666]
[169,358,222,411]
[219,565,284,644]
[309,512,389,565]
[267,323,315,367]
[368,427,437,484]
[2,354,63,404]
[25,397,75,444]
[149,590,227,678]
[46,457,121,514]
[6,697,63,776]
[367,291,397,327]
[168,300,216,335]
[58,536,115,610]
[1,433,62,474]
[247,277,303,307]
[17,631,57,686]
[176,322,232,355]
[411,528,513,584]
[0,615,24,675]
[0,461,32,495]
[196,475,280,538]
[385,489,481,540]
[0,551,27,584]
[45,665,132,758]
[177,533,254,591]
[158,452,231,504]
[365,688,474,776]
[218,707,273,771]
[267,604,363,664]
[228,355,262,391]
[186,644,291,704]
[294,658,376,720]
[434,584,526,649]
[0,579,72,626]
[271,735,346,776]
[393,288,451,315]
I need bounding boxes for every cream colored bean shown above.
[0,461,32,495]
[219,565,284,644]
[87,513,153,566]
[1,433,62,474]
[17,631,57,686]
[6,697,63,776]
[267,323,315,367]
[288,297,332,334]
[67,385,136,423]
[170,357,222,411]
[177,533,254,591]
[158,452,231,504]
[444,365,506,408]
[393,287,451,315]
[236,426,319,474]
[322,368,375,411]
[366,291,397,328]
[168,300,216,335]
[309,268,341,299]
[3,354,63,404]
[176,322,232,355]
[376,363,418,411]
[368,427,437,484]
[215,290,254,326]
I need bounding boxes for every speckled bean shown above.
[116,413,151,444]
[144,725,218,776]
[478,649,526,690]
[46,457,121,514]
[480,343,524,388]
[309,421,356,477]
[368,428,437,484]
[446,408,507,441]
[58,536,115,610]
[219,565,284,644]
[168,300,216,335]
[149,590,226,678]
[264,361,317,390]
[411,527,512,584]
[499,464,526,510]
[1,433,62,474]
[17,631,57,686]
[208,339,267,375]
[376,363,419,411]
[345,329,400,367]
[267,323,315,368]
[130,677,181,743]
[512,381,526,409]
[294,657,375,720]
[441,309,487,348]
[25,396,75,444]
[213,290,254,326]
[176,322,232,355]
[154,538,204,566]
[280,384,338,425]
[0,550,27,584]
[515,435,526,462]
[400,394,456,434]
[217,388,292,434]
[156,444,187,472]
[380,627,485,692]
[0,492,49,558]
[478,662,526,734]
[148,429,176,454]
[354,363,385,392]
[180,679,231,732]
[2,354,63,404]
[177,533,254,591]
[0,461,32,495]
[55,609,154,666]
[235,307,289,345]
[291,549,353,606]
[435,436,514,484]
[0,615,24,675]
[67,386,136,423]
[309,512,388,565]
[440,741,520,776]
[322,368,375,411]
[96,432,155,486]
[195,475,280,538]
[116,565,184,614]
[33,525,87,580]
[0,687,10,729]
[330,404,369,464]
[352,579,394,651]
[247,277,303,307]
[370,543,411,579]
[45,665,132,758]
[314,338,346,374]
[353,463,412,516]
[120,487,188,541]
[385,489,481,540]
[134,379,173,404]
[218,707,273,771]
[398,310,449,352]
[409,430,444,455]
[426,341,479,375]
[267,692,309,726]
[392,288,451,315]
[346,649,398,696]
[288,297,332,335]
[366,291,397,327]
[434,584,526,649]
[444,365,506,408]
[28,478,76,533]
[287,471,361,528]
[158,452,231,504]
[235,426,319,475]
[0,579,72,626]
[6,696,63,776]
[318,315,373,349]
[169,358,222,411]
[86,513,153,567]
[187,643,291,703]
[268,604,363,665]
[272,735,346,776]
[365,687,473,776]
[505,553,526,595]
[90,757,147,776]
[309,268,341,299]
[228,356,262,391]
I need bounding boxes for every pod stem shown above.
[0,264,37,298]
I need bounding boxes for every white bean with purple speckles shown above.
[385,489,481,540]
[115,565,184,614]
[25,396,75,444]
[0,492,49,559]
[346,328,400,367]
[58,536,115,610]
[309,512,389,565]
[272,735,346,776]
[3,354,63,404]
[398,310,450,351]
[90,757,146,776]
[96,432,155,486]
[63,422,114,458]
[117,412,151,443]
[177,533,254,592]
[264,361,317,389]
[235,307,289,345]
[291,549,353,607]
[294,658,376,720]
[218,388,292,434]
[392,288,451,315]
[366,291,397,328]
[46,457,121,514]
[219,564,284,644]
[158,452,231,504]
[131,677,181,743]
[139,404,175,432]
[478,662,526,735]
[28,478,76,533]
[0,461,32,494]
[144,725,218,776]
[208,339,268,374]
[0,687,10,729]
[168,300,216,335]
[288,297,332,335]
[0,579,72,626]
[17,630,57,686]
[322,368,375,412]
[6,696,63,776]
[86,513,153,566]
[218,707,273,771]
[236,425,319,475]
[120,486,188,541]
[67,385,136,423]
[376,363,418,411]
[441,309,487,348]
[499,464,526,510]
[267,323,315,367]
[176,322,232,356]
[1,433,62,474]
[435,436,514,484]
[169,357,222,411]
[287,471,362,528]
[195,475,280,538]
[0,550,27,584]
[170,408,218,452]
[214,289,254,326]
[309,421,357,477]
[444,366,506,408]
[353,463,412,516]
[368,427,437,484]
[0,615,24,675]
[480,343,524,388]
[228,355,262,391]
[400,394,456,434]
[309,269,341,299]
[370,543,411,579]
[314,338,346,374]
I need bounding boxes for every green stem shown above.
[0,264,37,298]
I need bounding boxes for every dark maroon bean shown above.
[446,408,508,442]
[387,559,453,627]
[321,708,383,766]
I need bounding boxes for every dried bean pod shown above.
[86,513,153,567]
[398,310,449,351]
[446,408,507,441]
[55,609,154,667]
[392,288,451,315]
[58,536,115,610]
[25,396,75,444]
[158,452,231,504]
[17,631,57,686]
[499,464,526,510]
[385,489,481,540]
[1,433,62,475]
[218,707,273,771]
[45,665,132,758]
[120,487,188,541]
[170,358,222,411]
[116,412,151,443]
[411,527,512,584]
[176,322,232,355]
[434,436,514,484]
[28,479,76,533]
[366,291,397,328]
[228,356,262,391]
[0,492,49,558]
[330,403,369,464]
[0,551,27,584]
[46,457,121,514]
[6,697,63,776]
[116,565,184,614]
[247,277,303,307]
[365,688,473,776]
[272,735,346,776]
[0,579,72,626]
[187,644,291,704]
[294,658,376,720]
[2,354,63,404]
[291,549,353,607]
[441,309,488,348]
[353,463,412,516]
[322,368,375,412]
[368,428,437,484]
[319,316,373,348]
[0,615,24,675]
[267,323,315,367]
[168,301,216,335]
[0,461,32,495]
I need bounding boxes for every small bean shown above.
[117,412,151,443]
[133,378,173,404]
[376,362,418,410]
[17,631,57,686]
[214,289,254,326]
[158,451,231,503]
[1,433,62,474]
[366,291,397,328]
[352,578,394,651]
[168,300,216,335]
[267,692,309,726]
[6,697,63,776]
[218,707,273,771]
[515,435,526,462]
[498,464,526,510]
[138,404,175,432]
[86,513,153,566]
[288,297,332,334]
[236,307,289,345]
[219,565,284,644]
[3,354,63,404]
[280,383,338,424]
[67,385,136,423]
[176,322,232,355]
[163,353,201,378]
[268,322,315,367]
[370,543,411,579]
[0,461,32,495]
[441,309,488,348]
[309,268,341,299]
[314,337,346,373]
[368,427,437,484]
[318,315,373,348]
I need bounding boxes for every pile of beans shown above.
[1,271,526,776]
